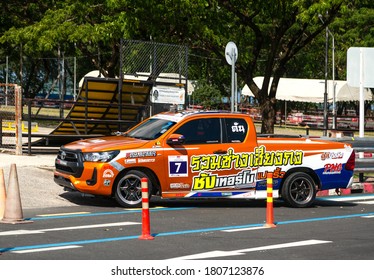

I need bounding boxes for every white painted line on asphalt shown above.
[0,221,140,236]
[320,195,374,202]
[168,239,332,260]
[362,215,374,218]
[222,226,267,232]
[357,201,374,205]
[37,212,90,217]
[12,245,82,254]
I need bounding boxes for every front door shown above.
[162,116,258,199]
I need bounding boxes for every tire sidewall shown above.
[281,172,316,208]
[114,170,152,207]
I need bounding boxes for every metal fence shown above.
[120,39,189,84]
[0,83,22,154]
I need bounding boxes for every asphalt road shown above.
[1,152,374,279]
[1,194,374,260]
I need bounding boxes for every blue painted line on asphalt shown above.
[26,194,374,221]
[1,211,374,253]
[29,207,194,221]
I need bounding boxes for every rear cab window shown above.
[224,118,248,143]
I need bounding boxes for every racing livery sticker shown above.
[192,170,255,190]
[190,147,303,191]
[231,122,246,133]
[323,163,342,174]
[168,155,188,177]
[190,146,303,172]
[104,179,111,186]
[103,169,114,178]
[126,151,157,158]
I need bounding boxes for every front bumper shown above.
[54,174,76,191]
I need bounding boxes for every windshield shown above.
[126,118,176,140]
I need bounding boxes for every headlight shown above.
[83,150,120,162]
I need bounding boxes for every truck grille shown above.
[55,148,84,177]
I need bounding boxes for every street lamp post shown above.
[323,26,329,136]
[319,14,335,134]
[330,30,336,130]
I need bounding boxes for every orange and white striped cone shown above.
[265,172,276,228]
[139,178,154,240]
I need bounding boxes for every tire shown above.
[114,170,152,208]
[281,172,316,208]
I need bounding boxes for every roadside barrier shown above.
[139,178,154,240]
[0,168,6,219]
[1,120,39,132]
[0,164,32,224]
[265,172,276,228]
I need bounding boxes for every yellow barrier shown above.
[1,120,39,132]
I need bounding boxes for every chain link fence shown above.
[121,39,188,82]
[120,39,189,115]
[1,40,189,154]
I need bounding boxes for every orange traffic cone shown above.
[1,164,32,224]
[0,168,6,220]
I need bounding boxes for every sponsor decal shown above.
[104,179,111,186]
[170,183,190,189]
[126,151,157,158]
[189,147,302,191]
[192,170,255,190]
[125,159,137,164]
[323,163,342,174]
[103,169,114,178]
[222,192,233,196]
[231,122,246,133]
[138,158,156,163]
[242,191,256,198]
[256,167,285,180]
[190,146,303,172]
[168,155,188,177]
[321,151,344,160]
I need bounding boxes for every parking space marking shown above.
[222,226,267,232]
[12,245,82,254]
[362,215,374,218]
[316,194,374,202]
[29,207,193,221]
[0,222,140,236]
[2,207,373,254]
[357,201,374,205]
[36,212,91,217]
[167,240,332,260]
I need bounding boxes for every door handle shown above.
[213,150,227,155]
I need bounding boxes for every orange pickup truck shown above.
[54,110,355,208]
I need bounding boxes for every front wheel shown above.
[281,172,317,208]
[114,170,152,208]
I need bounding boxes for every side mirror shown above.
[167,134,185,145]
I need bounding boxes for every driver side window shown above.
[174,118,221,144]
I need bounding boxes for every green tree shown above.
[1,0,371,133]
[119,0,360,133]
[191,80,223,109]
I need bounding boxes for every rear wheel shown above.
[114,170,152,208]
[281,172,316,208]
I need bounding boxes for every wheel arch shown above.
[279,167,321,195]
